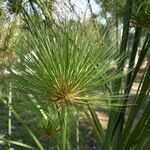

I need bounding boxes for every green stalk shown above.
[124,100,150,149]
[8,83,12,148]
[115,15,119,51]
[102,110,119,150]
[76,110,79,150]
[88,106,105,141]
[113,27,142,149]
[103,0,133,149]
[85,110,104,143]
[125,26,142,96]
[131,35,150,83]
[118,66,150,149]
[29,94,48,121]
[114,0,134,92]
[60,105,67,150]
[135,122,150,150]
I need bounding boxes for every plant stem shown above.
[8,83,12,148]
[125,26,142,96]
[76,110,79,150]
[115,15,119,51]
[60,105,67,150]
[113,27,142,149]
[104,0,133,149]
[114,0,133,92]
[88,106,104,140]
[131,34,150,83]
[85,109,104,144]
[118,66,150,149]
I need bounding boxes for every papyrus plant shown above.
[10,19,122,149]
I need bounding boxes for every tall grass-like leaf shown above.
[131,35,150,83]
[134,117,150,150]
[118,66,150,149]
[88,106,105,142]
[124,100,150,149]
[103,0,133,149]
[125,26,142,96]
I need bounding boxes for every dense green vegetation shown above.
[0,0,149,149]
